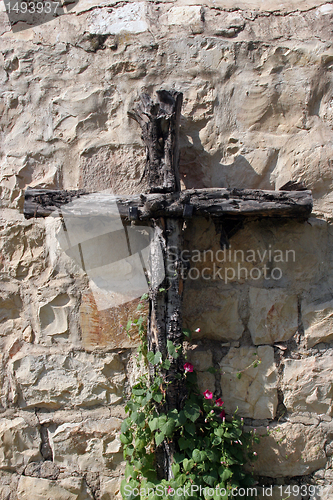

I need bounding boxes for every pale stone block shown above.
[249,422,326,477]
[100,476,122,500]
[248,288,298,345]
[281,354,333,415]
[163,6,203,34]
[0,417,41,470]
[87,3,148,35]
[17,476,93,500]
[49,417,123,473]
[12,352,125,409]
[303,300,333,347]
[220,346,278,419]
[183,287,244,341]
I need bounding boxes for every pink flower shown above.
[253,452,257,456]
[215,398,224,407]
[219,410,226,418]
[203,390,213,399]
[119,324,123,328]
[184,362,194,373]
[195,328,201,333]
[167,486,173,494]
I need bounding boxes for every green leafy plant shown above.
[121,306,259,500]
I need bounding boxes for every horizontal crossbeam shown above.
[24,187,313,221]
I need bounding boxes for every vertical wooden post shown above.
[129,90,184,479]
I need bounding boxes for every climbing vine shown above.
[120,297,260,500]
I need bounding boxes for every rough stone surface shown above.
[220,346,278,419]
[281,353,333,415]
[183,286,244,341]
[250,422,327,477]
[49,416,123,474]
[248,288,298,345]
[0,417,41,470]
[10,350,125,409]
[303,300,333,347]
[1,0,333,493]
[17,475,94,500]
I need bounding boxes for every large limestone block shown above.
[303,300,333,347]
[248,288,298,345]
[220,346,277,419]
[0,417,41,470]
[49,417,123,473]
[183,287,243,341]
[12,352,125,408]
[162,6,204,34]
[79,291,142,351]
[100,476,122,500]
[281,354,333,415]
[250,423,327,477]
[87,3,148,35]
[17,476,93,500]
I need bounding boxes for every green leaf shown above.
[141,293,149,301]
[177,410,187,426]
[178,437,191,450]
[172,462,180,476]
[183,458,194,472]
[185,421,196,436]
[121,418,131,433]
[160,419,175,437]
[167,340,180,359]
[220,468,233,482]
[203,471,218,486]
[214,428,224,438]
[155,432,164,447]
[147,351,162,366]
[132,387,146,396]
[148,418,160,432]
[192,449,202,462]
[236,372,242,380]
[162,359,171,370]
[120,432,132,445]
[153,392,163,403]
[183,328,192,339]
[184,403,200,422]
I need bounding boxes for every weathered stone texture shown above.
[1,0,333,493]
[0,416,41,470]
[303,300,333,347]
[183,286,244,341]
[248,288,298,345]
[49,416,123,474]
[10,350,125,409]
[220,346,278,419]
[250,422,327,477]
[281,353,333,416]
[17,475,94,500]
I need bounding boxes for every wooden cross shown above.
[24,90,313,478]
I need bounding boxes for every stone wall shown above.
[1,1,333,498]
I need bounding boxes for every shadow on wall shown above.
[179,115,278,190]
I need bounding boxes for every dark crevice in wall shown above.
[35,410,53,461]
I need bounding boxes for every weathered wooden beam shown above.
[128,90,183,194]
[24,187,313,220]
